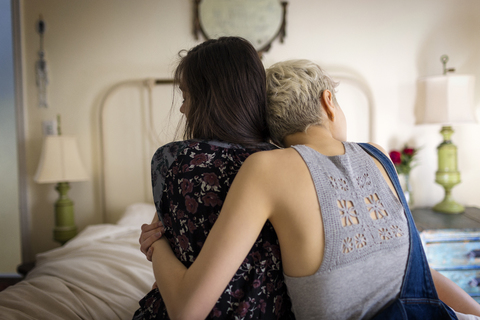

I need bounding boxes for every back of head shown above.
[175,37,269,145]
[266,59,338,147]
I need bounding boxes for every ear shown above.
[320,90,336,122]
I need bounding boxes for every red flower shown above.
[274,295,283,315]
[190,154,208,165]
[233,289,244,299]
[403,147,415,156]
[266,283,274,292]
[211,308,222,317]
[176,210,185,219]
[185,195,198,214]
[172,165,179,175]
[203,192,223,207]
[389,150,402,165]
[209,213,218,224]
[251,251,262,262]
[187,219,197,233]
[177,234,189,250]
[214,159,223,167]
[260,299,266,313]
[180,179,193,196]
[263,241,281,259]
[389,145,419,175]
[163,213,172,228]
[203,172,219,187]
[236,301,250,317]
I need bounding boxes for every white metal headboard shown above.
[98,79,177,223]
[331,73,375,143]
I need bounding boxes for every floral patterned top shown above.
[133,140,295,320]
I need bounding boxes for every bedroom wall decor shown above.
[34,129,89,244]
[35,15,48,108]
[416,55,477,214]
[194,0,288,57]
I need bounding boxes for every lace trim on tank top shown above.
[292,142,409,273]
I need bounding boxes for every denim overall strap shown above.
[359,143,457,319]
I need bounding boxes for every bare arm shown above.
[431,268,480,316]
[150,154,272,320]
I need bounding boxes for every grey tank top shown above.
[284,142,409,320]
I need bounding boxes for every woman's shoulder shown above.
[181,140,279,159]
[195,140,278,152]
[152,139,280,174]
[247,146,297,160]
[354,142,392,164]
[240,147,298,175]
[152,140,191,165]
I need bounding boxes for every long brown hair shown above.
[174,37,269,145]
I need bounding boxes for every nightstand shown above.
[412,207,480,303]
[412,207,480,231]
[0,275,22,292]
[0,262,36,292]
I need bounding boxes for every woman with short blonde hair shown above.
[266,59,339,146]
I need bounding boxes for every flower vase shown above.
[400,173,413,207]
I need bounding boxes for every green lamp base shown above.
[432,195,465,214]
[54,182,77,245]
[432,126,464,215]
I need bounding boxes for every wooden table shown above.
[412,207,480,232]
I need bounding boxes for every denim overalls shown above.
[360,143,458,320]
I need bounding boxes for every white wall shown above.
[15,0,480,259]
[0,0,22,273]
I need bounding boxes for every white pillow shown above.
[117,203,156,228]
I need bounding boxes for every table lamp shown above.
[416,55,476,214]
[34,135,89,244]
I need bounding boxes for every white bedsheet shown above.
[0,204,156,320]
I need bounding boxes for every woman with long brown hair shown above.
[133,37,294,319]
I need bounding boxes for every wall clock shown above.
[193,0,288,56]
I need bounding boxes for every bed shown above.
[0,70,373,320]
[0,203,155,320]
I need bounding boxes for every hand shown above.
[139,214,164,261]
[152,282,158,290]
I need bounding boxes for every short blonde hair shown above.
[266,59,339,146]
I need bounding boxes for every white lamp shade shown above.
[35,136,89,183]
[417,74,476,125]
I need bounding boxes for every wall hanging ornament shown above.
[36,15,48,108]
[193,0,288,58]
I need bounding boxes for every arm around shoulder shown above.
[150,151,274,319]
